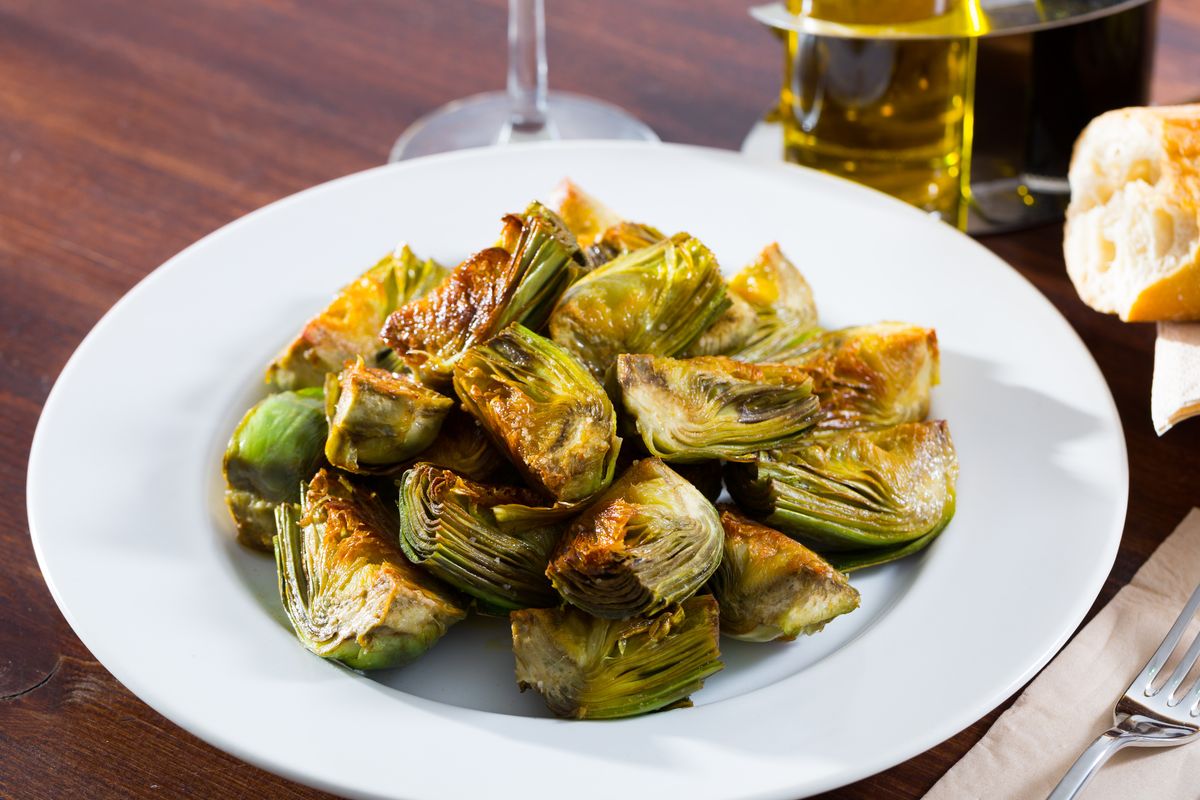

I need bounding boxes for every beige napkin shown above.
[1152,322,1200,435]
[925,509,1200,800]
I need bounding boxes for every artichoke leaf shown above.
[511,595,723,719]
[549,233,731,380]
[274,470,466,670]
[223,388,328,550]
[725,421,958,553]
[711,506,859,641]
[683,291,758,357]
[453,323,621,503]
[728,243,821,363]
[380,203,584,384]
[551,179,623,250]
[546,458,723,619]
[617,354,820,463]
[324,357,454,473]
[397,463,567,613]
[267,244,446,390]
[786,322,940,431]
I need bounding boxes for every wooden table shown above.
[3,1,1198,797]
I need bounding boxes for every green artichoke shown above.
[727,243,821,363]
[397,463,569,613]
[546,458,723,619]
[267,244,447,390]
[788,322,940,431]
[223,388,328,550]
[405,407,515,483]
[323,357,454,473]
[616,354,820,462]
[710,507,859,641]
[548,233,730,379]
[725,421,958,558]
[274,470,466,670]
[511,595,723,719]
[453,323,621,503]
[380,203,583,384]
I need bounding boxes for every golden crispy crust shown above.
[379,245,513,372]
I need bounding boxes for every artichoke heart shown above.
[267,244,447,390]
[711,507,859,641]
[380,203,583,384]
[788,322,940,430]
[274,470,466,670]
[728,243,821,363]
[725,421,958,556]
[546,458,723,619]
[324,357,454,473]
[397,463,569,613]
[453,323,621,503]
[511,595,723,719]
[616,354,820,462]
[548,233,730,380]
[223,388,328,551]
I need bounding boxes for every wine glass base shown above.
[389,91,659,162]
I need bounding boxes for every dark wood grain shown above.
[2,1,1198,798]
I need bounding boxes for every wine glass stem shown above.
[507,0,548,134]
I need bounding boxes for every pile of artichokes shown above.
[223,181,958,719]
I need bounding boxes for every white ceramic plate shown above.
[28,142,1127,800]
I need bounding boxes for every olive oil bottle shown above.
[780,0,987,229]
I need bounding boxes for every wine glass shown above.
[389,0,658,162]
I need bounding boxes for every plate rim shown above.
[26,139,1129,800]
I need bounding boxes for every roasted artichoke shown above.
[552,178,622,250]
[323,357,453,473]
[710,507,859,641]
[223,388,328,550]
[725,421,958,558]
[548,233,730,379]
[511,595,723,719]
[683,292,758,357]
[616,354,820,462]
[397,463,568,613]
[453,323,620,503]
[267,245,446,390]
[546,458,723,619]
[274,470,466,669]
[727,243,820,363]
[788,323,940,430]
[380,203,583,384]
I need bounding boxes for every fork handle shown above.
[1046,727,1135,800]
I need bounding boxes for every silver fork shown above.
[1047,581,1200,799]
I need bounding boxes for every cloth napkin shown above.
[925,509,1200,800]
[1152,322,1200,435]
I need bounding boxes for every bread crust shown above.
[1065,104,1200,322]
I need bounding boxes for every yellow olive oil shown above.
[780,0,987,228]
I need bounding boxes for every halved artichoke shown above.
[616,354,820,463]
[552,178,622,250]
[511,595,723,719]
[546,458,723,619]
[274,470,466,669]
[710,507,859,641]
[725,421,958,557]
[548,233,730,379]
[223,388,328,550]
[728,243,821,363]
[267,244,447,390]
[453,323,620,503]
[397,463,569,613]
[380,203,583,384]
[787,322,940,431]
[324,357,454,473]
